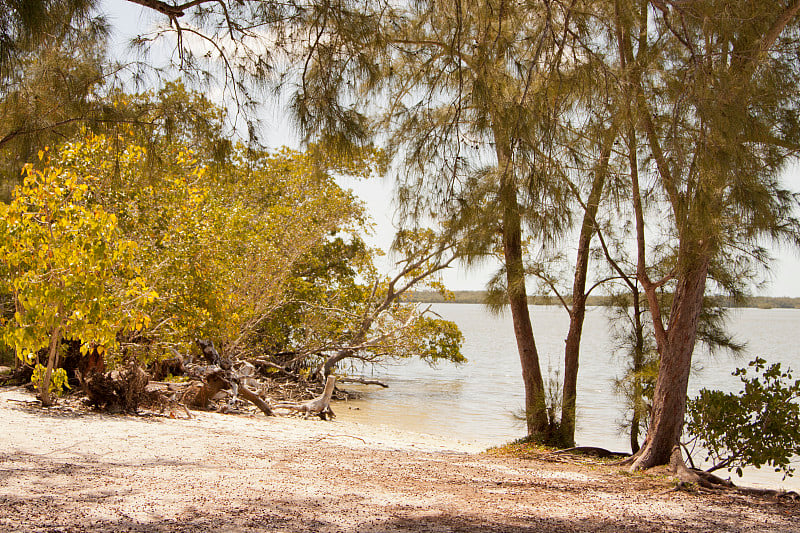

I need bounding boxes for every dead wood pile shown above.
[15,338,370,422]
[82,362,152,413]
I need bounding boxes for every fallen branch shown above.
[337,377,389,388]
[236,381,273,416]
[313,434,368,444]
[250,358,302,380]
[192,340,273,416]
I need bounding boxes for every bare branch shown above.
[124,0,217,19]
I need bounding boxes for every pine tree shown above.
[359,1,583,439]
[612,0,800,471]
[0,0,100,81]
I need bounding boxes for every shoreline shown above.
[1,387,798,532]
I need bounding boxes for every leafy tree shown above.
[0,35,111,194]
[0,2,114,192]
[0,0,100,80]
[529,20,627,447]
[364,0,641,447]
[21,75,464,383]
[686,357,800,479]
[0,153,153,405]
[608,286,658,454]
[306,228,466,380]
[50,131,368,362]
[598,216,745,454]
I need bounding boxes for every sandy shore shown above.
[1,387,798,532]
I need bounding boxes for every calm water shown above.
[336,304,800,491]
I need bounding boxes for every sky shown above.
[100,1,800,297]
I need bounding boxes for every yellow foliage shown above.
[31,131,370,360]
[0,157,153,364]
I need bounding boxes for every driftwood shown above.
[337,377,389,388]
[237,383,273,415]
[273,375,336,419]
[182,369,229,410]
[188,340,273,416]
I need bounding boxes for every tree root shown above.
[82,363,150,413]
[735,486,800,501]
[549,446,630,459]
[628,446,800,501]
[273,375,336,419]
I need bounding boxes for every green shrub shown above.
[686,357,800,479]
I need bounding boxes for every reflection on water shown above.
[334,304,800,491]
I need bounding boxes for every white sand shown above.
[0,387,797,532]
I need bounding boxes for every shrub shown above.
[686,357,800,479]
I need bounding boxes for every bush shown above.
[685,357,800,479]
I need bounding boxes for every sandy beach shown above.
[0,387,797,532]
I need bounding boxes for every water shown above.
[336,304,800,491]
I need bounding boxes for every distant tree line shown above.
[405,291,800,310]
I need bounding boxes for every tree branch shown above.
[124,0,216,18]
[757,0,800,64]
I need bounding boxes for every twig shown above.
[313,434,367,444]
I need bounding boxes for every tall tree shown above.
[0,35,111,193]
[354,0,585,439]
[102,0,387,148]
[1,0,100,80]
[612,0,800,471]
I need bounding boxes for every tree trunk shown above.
[321,349,350,379]
[39,324,63,407]
[561,192,602,445]
[560,126,614,447]
[629,286,645,454]
[630,407,641,454]
[497,145,548,436]
[561,296,584,447]
[631,256,709,470]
